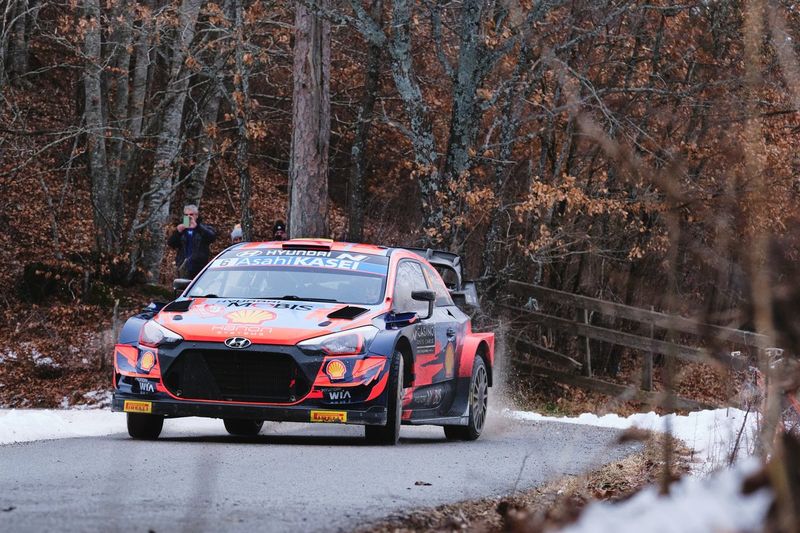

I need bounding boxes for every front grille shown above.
[163,349,310,403]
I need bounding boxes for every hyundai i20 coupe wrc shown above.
[111,239,495,444]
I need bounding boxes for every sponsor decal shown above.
[210,325,272,337]
[324,389,352,404]
[139,351,156,372]
[226,308,277,324]
[223,300,314,311]
[210,251,385,274]
[310,410,347,423]
[123,400,152,414]
[444,343,455,378]
[195,303,225,317]
[411,383,452,408]
[325,359,347,381]
[135,378,156,394]
[414,324,436,354]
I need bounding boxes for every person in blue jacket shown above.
[167,204,217,278]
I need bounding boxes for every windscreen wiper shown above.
[269,295,340,303]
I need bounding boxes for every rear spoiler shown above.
[402,248,463,289]
[398,247,479,309]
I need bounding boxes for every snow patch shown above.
[0,409,232,445]
[507,408,759,474]
[79,390,113,409]
[561,458,771,533]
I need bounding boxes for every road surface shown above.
[0,413,639,532]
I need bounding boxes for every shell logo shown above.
[226,308,277,324]
[444,343,455,377]
[326,359,347,381]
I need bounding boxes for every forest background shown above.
[2,0,800,409]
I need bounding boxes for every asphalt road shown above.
[0,412,638,532]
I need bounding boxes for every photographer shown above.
[167,204,217,278]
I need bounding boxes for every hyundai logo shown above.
[224,337,252,349]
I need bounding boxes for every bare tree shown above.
[288,0,330,239]
[83,0,118,254]
[136,0,203,281]
[347,0,382,243]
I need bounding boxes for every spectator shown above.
[167,204,217,278]
[272,220,287,241]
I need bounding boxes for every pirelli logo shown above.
[123,400,152,414]
[310,410,347,423]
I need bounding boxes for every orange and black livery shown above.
[111,239,495,444]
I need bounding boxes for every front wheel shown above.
[444,357,488,441]
[365,351,404,445]
[127,413,164,440]
[224,419,264,436]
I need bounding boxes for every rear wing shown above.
[399,247,479,309]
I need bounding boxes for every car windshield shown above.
[188,250,389,304]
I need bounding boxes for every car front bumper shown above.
[112,392,388,425]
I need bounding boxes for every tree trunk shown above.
[386,0,439,240]
[347,0,382,243]
[183,90,221,208]
[9,0,30,80]
[288,0,330,239]
[83,0,118,254]
[137,0,202,282]
[118,4,153,190]
[233,0,252,240]
[442,0,484,184]
[183,0,231,209]
[107,3,134,184]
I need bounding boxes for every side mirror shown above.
[451,281,479,310]
[173,278,192,295]
[411,289,436,320]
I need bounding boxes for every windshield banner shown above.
[210,250,388,275]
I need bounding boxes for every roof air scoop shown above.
[282,238,334,251]
[327,306,369,320]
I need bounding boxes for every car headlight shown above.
[139,320,183,348]
[298,326,379,356]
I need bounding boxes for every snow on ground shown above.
[0,409,227,445]
[508,408,759,475]
[562,457,772,533]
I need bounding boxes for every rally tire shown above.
[127,413,164,440]
[365,351,403,445]
[444,357,488,441]
[224,419,264,436]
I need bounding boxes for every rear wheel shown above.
[365,351,404,445]
[127,413,164,440]
[224,419,264,436]
[444,357,488,441]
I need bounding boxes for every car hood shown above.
[154,298,382,345]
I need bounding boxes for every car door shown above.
[392,260,436,385]
[421,263,465,385]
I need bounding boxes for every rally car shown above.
[111,239,494,444]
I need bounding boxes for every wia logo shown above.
[327,390,351,401]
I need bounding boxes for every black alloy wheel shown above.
[444,356,488,441]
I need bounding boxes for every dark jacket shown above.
[167,220,217,278]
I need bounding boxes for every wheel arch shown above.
[458,333,495,387]
[476,340,492,387]
[394,335,414,387]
